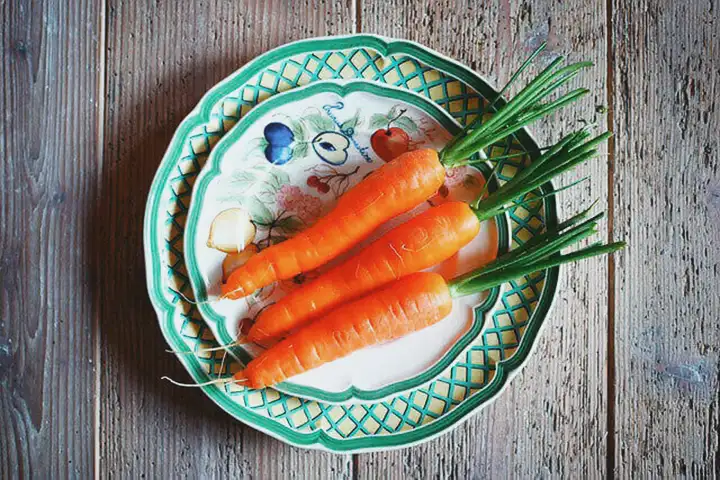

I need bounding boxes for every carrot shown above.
[221,42,593,299]
[221,149,444,298]
[236,208,625,388]
[248,201,479,342]
[240,272,453,389]
[248,128,610,342]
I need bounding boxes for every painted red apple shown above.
[370,107,418,162]
[371,127,410,162]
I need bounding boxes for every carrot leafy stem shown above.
[448,205,625,298]
[470,127,611,223]
[439,42,593,168]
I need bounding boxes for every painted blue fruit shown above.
[264,145,293,165]
[264,122,294,146]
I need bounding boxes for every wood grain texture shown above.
[3,0,720,476]
[98,0,355,477]
[0,0,103,477]
[359,1,611,477]
[611,0,720,476]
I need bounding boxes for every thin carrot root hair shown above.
[218,349,228,378]
[173,289,216,307]
[218,281,278,302]
[167,288,268,354]
[161,376,248,388]
[218,285,247,301]
[165,338,245,355]
[176,286,267,306]
[165,335,276,355]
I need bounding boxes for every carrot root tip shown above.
[164,338,246,355]
[174,289,217,306]
[161,376,248,388]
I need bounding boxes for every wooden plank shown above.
[0,0,103,477]
[611,0,720,476]
[358,1,611,476]
[99,0,355,477]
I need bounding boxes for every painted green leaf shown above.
[290,120,307,142]
[227,170,257,189]
[244,137,268,157]
[369,113,388,130]
[341,113,361,132]
[265,168,291,193]
[241,196,274,225]
[394,116,419,134]
[227,164,289,197]
[388,104,402,120]
[294,141,309,158]
[305,113,334,132]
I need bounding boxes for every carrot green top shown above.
[439,42,593,168]
[469,126,613,223]
[447,204,625,299]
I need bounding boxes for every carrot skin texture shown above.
[248,201,479,342]
[221,149,445,299]
[237,272,453,389]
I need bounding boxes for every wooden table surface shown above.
[2,0,719,477]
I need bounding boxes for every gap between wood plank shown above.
[605,0,616,476]
[354,0,362,33]
[94,0,108,477]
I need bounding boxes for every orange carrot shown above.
[222,149,445,298]
[236,209,625,388]
[247,127,611,342]
[239,272,452,389]
[248,201,480,342]
[221,43,593,299]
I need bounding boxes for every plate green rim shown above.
[143,34,559,452]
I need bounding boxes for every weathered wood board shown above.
[2,0,719,476]
[611,0,720,476]
[0,0,103,477]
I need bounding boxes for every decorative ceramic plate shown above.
[144,34,558,452]
[184,80,510,403]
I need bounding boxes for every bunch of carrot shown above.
[247,127,609,343]
[241,206,623,388]
[179,44,625,390]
